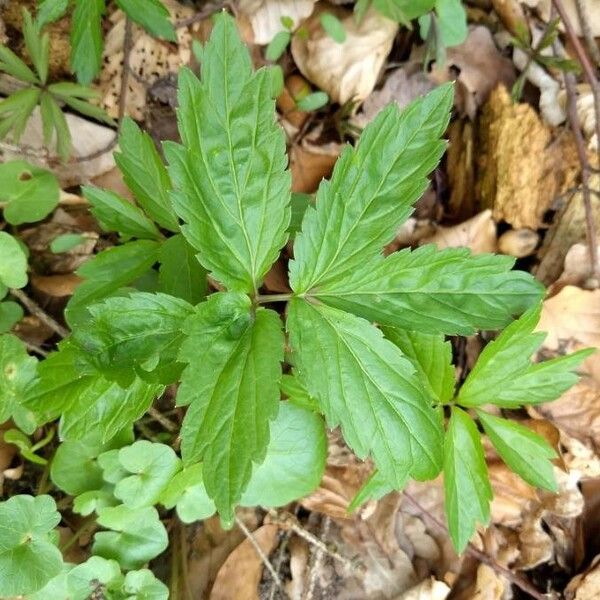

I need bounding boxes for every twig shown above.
[235,514,287,594]
[402,492,549,600]
[174,1,228,29]
[550,5,600,283]
[269,510,356,569]
[73,16,134,164]
[304,516,330,600]
[9,288,69,338]
[24,341,48,357]
[148,407,178,433]
[552,0,600,172]
[574,0,600,67]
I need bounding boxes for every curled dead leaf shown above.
[210,524,279,600]
[420,210,497,254]
[291,5,397,104]
[498,228,539,258]
[428,27,515,119]
[537,286,600,351]
[566,554,600,600]
[555,240,600,290]
[237,0,317,44]
[290,136,340,193]
[396,577,450,600]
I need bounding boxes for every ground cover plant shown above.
[0,4,596,598]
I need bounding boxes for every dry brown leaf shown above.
[565,554,600,600]
[537,286,600,351]
[467,564,506,600]
[396,577,451,600]
[536,179,600,284]
[420,210,497,254]
[237,0,317,44]
[291,4,397,104]
[497,228,539,258]
[30,274,82,299]
[210,524,279,600]
[100,1,195,121]
[477,86,579,229]
[555,240,600,290]
[353,67,435,128]
[290,138,340,193]
[428,27,515,119]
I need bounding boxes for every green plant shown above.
[37,0,176,84]
[0,9,113,160]
[0,12,591,595]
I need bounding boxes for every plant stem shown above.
[255,293,293,304]
[9,288,69,338]
[60,516,95,553]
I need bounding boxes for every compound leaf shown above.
[289,84,452,294]
[384,328,454,403]
[70,0,104,84]
[71,292,194,386]
[93,505,168,570]
[477,411,557,491]
[287,298,443,489]
[458,305,593,408]
[166,13,290,293]
[114,441,182,508]
[0,495,63,597]
[114,117,179,232]
[115,0,176,41]
[314,246,543,335]
[83,186,162,241]
[444,407,492,553]
[178,292,284,525]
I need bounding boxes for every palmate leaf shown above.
[444,407,492,552]
[313,246,543,335]
[287,298,443,489]
[457,305,593,408]
[166,12,291,293]
[177,292,284,525]
[289,83,452,294]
